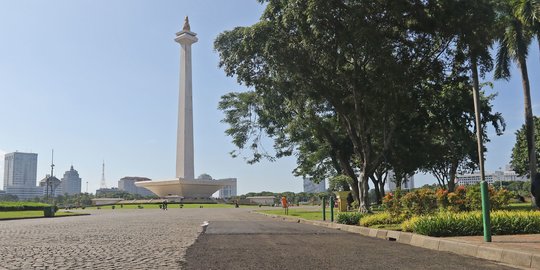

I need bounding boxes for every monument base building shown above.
[135,178,228,198]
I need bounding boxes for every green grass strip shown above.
[0,211,88,220]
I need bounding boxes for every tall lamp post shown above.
[471,61,491,242]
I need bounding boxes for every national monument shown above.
[135,17,229,198]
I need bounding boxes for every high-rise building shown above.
[118,177,154,196]
[218,178,237,198]
[3,152,42,200]
[39,175,62,197]
[61,166,82,195]
[386,171,415,191]
[303,177,326,193]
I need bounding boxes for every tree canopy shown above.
[215,0,514,211]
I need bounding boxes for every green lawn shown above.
[258,208,335,221]
[85,203,256,210]
[0,211,88,220]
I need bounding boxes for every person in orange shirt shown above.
[281,196,288,215]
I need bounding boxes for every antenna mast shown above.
[46,149,55,200]
[100,161,107,189]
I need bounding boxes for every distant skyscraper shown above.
[118,177,154,196]
[39,175,62,197]
[218,178,237,198]
[303,177,326,193]
[3,152,42,200]
[386,171,415,191]
[61,166,82,195]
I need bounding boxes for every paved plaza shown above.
[0,208,209,270]
[0,208,522,269]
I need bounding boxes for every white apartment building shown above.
[456,167,528,186]
[39,175,63,197]
[118,176,154,196]
[61,166,82,195]
[218,178,237,198]
[3,152,42,200]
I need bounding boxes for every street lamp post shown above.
[471,60,491,242]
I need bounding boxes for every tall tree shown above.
[215,0,506,212]
[494,0,538,205]
[512,117,540,176]
[513,0,540,61]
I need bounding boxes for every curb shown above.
[255,212,535,269]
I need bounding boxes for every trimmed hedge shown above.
[359,212,406,227]
[0,202,51,211]
[402,210,540,237]
[336,212,364,225]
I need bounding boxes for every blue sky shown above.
[0,1,538,195]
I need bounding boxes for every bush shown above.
[360,212,406,227]
[401,188,437,216]
[492,189,512,210]
[435,189,449,209]
[383,190,402,217]
[466,185,511,211]
[336,212,364,225]
[402,210,540,237]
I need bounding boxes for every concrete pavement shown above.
[184,211,517,270]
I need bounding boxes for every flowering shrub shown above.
[447,185,467,212]
[400,188,437,216]
[402,211,540,237]
[383,190,402,217]
[384,184,511,218]
[435,189,449,209]
[466,185,511,211]
[491,188,512,210]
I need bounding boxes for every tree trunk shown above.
[358,171,370,213]
[379,179,386,199]
[517,52,539,205]
[448,160,458,192]
[371,175,382,204]
[337,152,360,205]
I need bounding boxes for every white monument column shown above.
[174,16,197,180]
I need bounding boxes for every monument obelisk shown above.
[174,16,197,180]
[134,18,231,198]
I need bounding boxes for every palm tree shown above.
[494,0,538,206]
[513,0,540,61]
[456,0,496,194]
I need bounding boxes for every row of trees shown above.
[215,0,539,211]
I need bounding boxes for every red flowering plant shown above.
[445,185,467,212]
[435,189,449,209]
[383,191,402,217]
[401,188,437,217]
